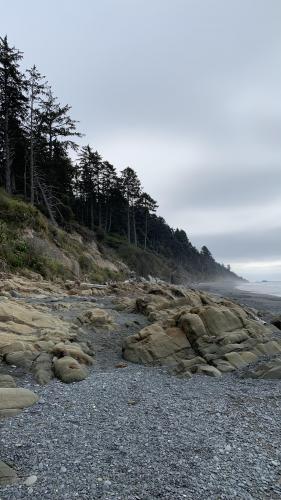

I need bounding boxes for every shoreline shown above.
[193,281,281,321]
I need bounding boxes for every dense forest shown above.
[0,35,240,281]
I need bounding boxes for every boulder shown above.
[53,356,88,383]
[52,342,94,365]
[195,365,222,377]
[271,316,281,330]
[0,341,27,356]
[32,352,53,385]
[247,358,281,379]
[0,388,39,418]
[5,350,37,369]
[77,308,113,328]
[0,374,16,388]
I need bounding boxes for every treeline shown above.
[0,35,238,280]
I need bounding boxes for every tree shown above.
[137,192,158,249]
[201,246,213,259]
[76,145,102,229]
[0,36,27,193]
[120,167,141,244]
[38,87,81,159]
[101,161,118,232]
[26,65,47,204]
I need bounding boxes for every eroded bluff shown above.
[122,285,281,377]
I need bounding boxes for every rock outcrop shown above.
[122,285,280,378]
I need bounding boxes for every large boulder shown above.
[32,352,54,385]
[0,388,39,418]
[0,374,16,388]
[53,356,88,383]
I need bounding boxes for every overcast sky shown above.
[2,0,281,280]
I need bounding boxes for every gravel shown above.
[1,295,281,499]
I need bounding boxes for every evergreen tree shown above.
[137,192,158,249]
[120,167,141,244]
[0,36,27,193]
[26,65,47,204]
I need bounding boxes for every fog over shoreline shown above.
[2,0,281,280]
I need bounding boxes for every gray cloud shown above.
[2,0,281,279]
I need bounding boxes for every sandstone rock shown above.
[53,356,88,383]
[5,350,36,369]
[0,388,39,418]
[77,308,113,328]
[123,285,275,378]
[0,461,18,485]
[195,365,222,377]
[32,352,53,385]
[0,374,16,388]
[0,341,27,355]
[247,358,281,379]
[52,342,94,365]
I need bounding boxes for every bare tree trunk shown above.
[90,197,94,230]
[127,199,130,244]
[4,104,12,194]
[132,203,137,246]
[144,210,148,249]
[37,179,57,226]
[30,83,34,204]
[108,210,112,233]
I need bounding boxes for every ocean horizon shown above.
[236,281,281,298]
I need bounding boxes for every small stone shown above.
[115,362,127,368]
[104,480,112,487]
[225,444,232,452]
[61,466,67,473]
[271,460,279,467]
[24,475,37,486]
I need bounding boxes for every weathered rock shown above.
[5,350,37,369]
[53,356,88,383]
[0,388,39,418]
[0,461,18,485]
[247,358,281,379]
[52,342,94,365]
[195,365,222,377]
[0,341,27,356]
[32,352,53,385]
[77,308,114,328]
[123,286,277,379]
[271,315,281,330]
[0,374,16,388]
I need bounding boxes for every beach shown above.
[194,281,281,323]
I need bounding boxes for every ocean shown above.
[236,281,281,297]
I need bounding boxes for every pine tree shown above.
[0,36,27,193]
[38,87,81,159]
[138,192,158,249]
[120,167,141,244]
[26,65,47,204]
